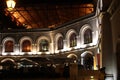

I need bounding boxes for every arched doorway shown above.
[84,53,93,70]
[67,54,77,63]
[0,58,16,70]
[81,51,94,70]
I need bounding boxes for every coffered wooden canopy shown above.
[0,0,111,30]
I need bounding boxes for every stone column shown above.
[50,42,54,54]
[15,44,20,55]
[102,12,115,79]
[93,55,98,70]
[32,43,37,54]
[63,39,67,51]
[81,57,84,65]
[76,36,80,48]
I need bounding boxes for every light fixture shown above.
[6,0,16,11]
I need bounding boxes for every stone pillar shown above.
[81,57,84,65]
[16,44,20,54]
[32,44,37,54]
[76,36,80,48]
[49,31,55,54]
[14,44,19,55]
[50,42,54,54]
[101,12,115,79]
[93,55,98,70]
[63,39,67,51]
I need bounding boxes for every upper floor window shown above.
[22,40,31,52]
[70,33,77,47]
[57,37,63,50]
[5,40,14,52]
[84,29,92,44]
[39,39,49,52]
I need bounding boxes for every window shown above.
[22,40,31,52]
[58,37,63,50]
[39,39,49,52]
[5,40,14,52]
[84,29,92,44]
[70,33,77,47]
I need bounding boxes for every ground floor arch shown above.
[67,53,78,63]
[0,58,16,70]
[81,51,94,70]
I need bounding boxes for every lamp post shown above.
[6,0,16,11]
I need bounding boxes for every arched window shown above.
[39,39,49,52]
[84,29,92,44]
[22,40,31,52]
[57,37,63,50]
[5,40,14,52]
[70,33,77,47]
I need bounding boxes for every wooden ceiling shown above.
[0,0,112,30]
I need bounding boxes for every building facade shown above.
[0,0,119,80]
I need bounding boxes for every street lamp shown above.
[6,0,16,11]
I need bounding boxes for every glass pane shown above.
[39,39,48,52]
[58,37,63,50]
[84,29,92,44]
[22,40,31,52]
[5,40,14,52]
[70,33,77,47]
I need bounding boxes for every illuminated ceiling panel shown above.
[0,0,98,29]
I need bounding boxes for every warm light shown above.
[19,52,25,55]
[55,50,59,53]
[90,76,94,79]
[2,52,7,56]
[46,52,50,54]
[6,0,16,11]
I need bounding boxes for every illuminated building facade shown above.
[0,0,119,80]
